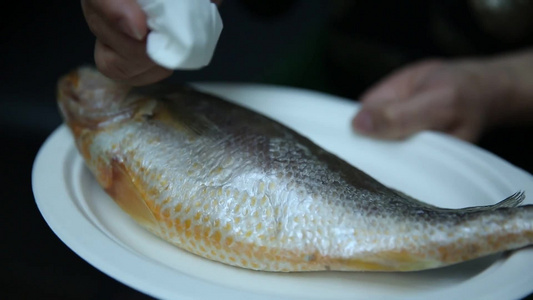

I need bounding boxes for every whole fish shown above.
[57,67,533,272]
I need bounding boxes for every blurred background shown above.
[2,0,532,299]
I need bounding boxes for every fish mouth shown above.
[57,67,137,129]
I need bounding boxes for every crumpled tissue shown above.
[137,0,223,69]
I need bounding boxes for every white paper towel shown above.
[137,0,223,70]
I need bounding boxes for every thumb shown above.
[88,0,148,41]
[352,87,455,139]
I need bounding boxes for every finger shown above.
[86,8,149,62]
[360,60,444,105]
[119,65,174,86]
[82,0,147,41]
[353,87,456,139]
[446,114,485,143]
[95,40,156,81]
[448,127,481,143]
[84,0,155,80]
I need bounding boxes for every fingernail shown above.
[353,110,375,133]
[118,20,144,41]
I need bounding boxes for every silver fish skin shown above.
[57,67,533,272]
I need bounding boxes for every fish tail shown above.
[487,191,525,208]
[496,204,533,240]
[439,204,533,266]
[452,191,525,213]
[483,204,533,252]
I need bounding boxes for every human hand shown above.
[82,0,223,86]
[351,59,511,142]
[82,0,172,85]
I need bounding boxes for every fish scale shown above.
[57,67,533,272]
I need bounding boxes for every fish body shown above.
[58,67,533,272]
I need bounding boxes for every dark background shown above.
[2,1,531,299]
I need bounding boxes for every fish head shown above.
[57,67,155,136]
[58,68,162,230]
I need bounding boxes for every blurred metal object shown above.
[469,0,533,43]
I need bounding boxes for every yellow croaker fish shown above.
[58,67,533,272]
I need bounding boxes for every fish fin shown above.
[394,189,526,212]
[104,158,159,229]
[490,191,525,208]
[186,114,220,136]
[457,191,526,213]
[164,99,222,136]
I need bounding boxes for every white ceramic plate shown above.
[33,83,533,300]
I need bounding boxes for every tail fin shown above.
[395,190,525,213]
[438,203,533,268]
[458,191,525,213]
